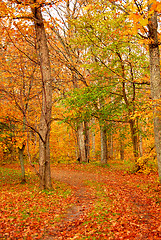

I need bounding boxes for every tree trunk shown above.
[100,125,108,164]
[32,5,52,189]
[91,118,96,160]
[119,138,124,161]
[18,143,26,183]
[77,122,86,163]
[84,121,90,162]
[129,119,139,160]
[139,130,143,157]
[108,128,113,159]
[148,6,161,182]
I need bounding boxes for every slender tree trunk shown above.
[91,132,96,159]
[129,119,139,160]
[77,122,86,163]
[84,121,90,162]
[91,118,96,160]
[100,125,108,164]
[108,128,113,159]
[32,5,52,189]
[148,6,161,182]
[119,137,124,161]
[139,129,143,157]
[119,51,139,166]
[18,143,26,183]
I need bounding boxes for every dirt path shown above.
[42,168,96,239]
[51,168,95,222]
[42,166,161,239]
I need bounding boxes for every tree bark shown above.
[32,4,52,189]
[129,119,139,160]
[18,143,26,183]
[91,118,96,160]
[84,121,90,162]
[77,122,86,163]
[148,6,161,182]
[108,128,113,159]
[100,125,108,164]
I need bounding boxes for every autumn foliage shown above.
[0,0,160,172]
[0,0,161,238]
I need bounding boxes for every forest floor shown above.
[43,164,161,239]
[0,162,161,239]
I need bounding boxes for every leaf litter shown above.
[0,164,161,239]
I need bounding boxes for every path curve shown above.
[42,166,161,239]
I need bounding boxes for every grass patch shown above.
[61,158,135,175]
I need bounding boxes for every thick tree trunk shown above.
[148,7,161,182]
[18,143,26,183]
[32,5,52,189]
[100,125,108,164]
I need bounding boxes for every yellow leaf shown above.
[132,25,138,35]
[83,4,92,11]
[156,2,161,12]
[140,18,148,27]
